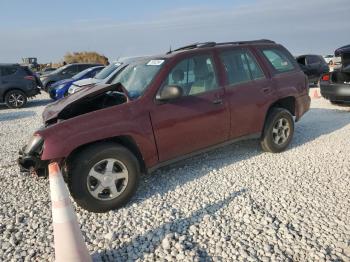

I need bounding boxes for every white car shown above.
[323,54,342,65]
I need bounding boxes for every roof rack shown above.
[168,42,216,54]
[168,39,275,54]
[216,39,275,46]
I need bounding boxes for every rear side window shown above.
[261,48,295,73]
[220,49,265,86]
[1,66,17,76]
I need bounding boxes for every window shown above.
[1,66,17,76]
[306,56,320,65]
[163,55,218,96]
[262,48,295,73]
[220,49,264,85]
[111,59,164,99]
[244,52,265,80]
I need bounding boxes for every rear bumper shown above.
[295,94,311,121]
[320,82,350,102]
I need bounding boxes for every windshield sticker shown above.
[147,60,164,66]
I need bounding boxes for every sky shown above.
[0,0,349,63]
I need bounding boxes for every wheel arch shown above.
[3,87,27,100]
[262,96,296,133]
[65,135,146,174]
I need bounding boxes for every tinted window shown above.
[262,48,295,73]
[1,66,17,76]
[62,65,77,75]
[163,55,218,96]
[220,49,264,85]
[307,56,321,65]
[79,64,93,71]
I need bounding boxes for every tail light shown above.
[24,75,35,81]
[321,74,330,81]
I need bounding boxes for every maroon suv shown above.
[18,40,310,212]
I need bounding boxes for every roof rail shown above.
[170,42,216,53]
[216,39,275,46]
[168,39,275,54]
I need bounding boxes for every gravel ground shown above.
[0,93,350,262]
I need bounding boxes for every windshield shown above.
[111,59,165,99]
[72,67,95,80]
[50,65,69,75]
[95,63,121,80]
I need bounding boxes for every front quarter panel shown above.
[37,101,158,167]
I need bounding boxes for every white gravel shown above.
[0,93,350,261]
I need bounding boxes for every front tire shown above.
[5,90,28,108]
[260,108,294,153]
[68,143,140,213]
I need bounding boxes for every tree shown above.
[64,51,109,65]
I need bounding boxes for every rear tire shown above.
[260,108,294,153]
[5,90,28,109]
[68,143,140,213]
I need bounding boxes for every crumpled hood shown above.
[42,83,127,123]
[73,78,99,87]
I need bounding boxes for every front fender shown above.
[37,103,158,167]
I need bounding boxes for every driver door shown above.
[150,54,230,162]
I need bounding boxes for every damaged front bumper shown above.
[18,135,48,177]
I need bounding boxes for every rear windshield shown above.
[95,63,121,80]
[111,59,165,99]
[21,66,34,76]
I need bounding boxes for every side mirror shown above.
[157,85,183,101]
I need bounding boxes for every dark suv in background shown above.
[19,40,310,212]
[0,64,41,108]
[296,54,329,85]
[40,63,102,90]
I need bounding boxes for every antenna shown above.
[167,45,172,54]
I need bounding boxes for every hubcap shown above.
[272,117,290,145]
[8,93,25,107]
[87,158,129,201]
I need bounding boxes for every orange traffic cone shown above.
[311,88,321,99]
[48,162,92,262]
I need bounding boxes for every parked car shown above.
[48,66,104,100]
[320,44,350,104]
[68,57,147,95]
[37,67,56,76]
[40,63,102,91]
[323,54,342,65]
[296,55,329,85]
[68,62,122,95]
[0,64,42,108]
[18,40,310,212]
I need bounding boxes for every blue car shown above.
[49,66,104,100]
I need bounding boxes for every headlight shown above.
[24,135,44,154]
[68,86,79,94]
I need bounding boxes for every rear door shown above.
[150,53,230,162]
[219,47,274,138]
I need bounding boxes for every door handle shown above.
[212,98,223,105]
[262,87,271,93]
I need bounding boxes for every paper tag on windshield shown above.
[147,60,164,66]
